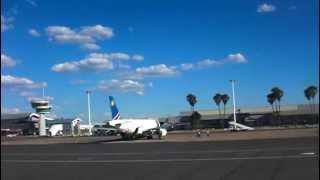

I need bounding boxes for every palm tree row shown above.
[266,87,284,124]
[186,85,318,129]
[213,93,230,119]
[266,85,318,124]
[266,87,284,114]
[266,85,318,113]
[186,93,230,129]
[186,93,230,118]
[186,94,197,112]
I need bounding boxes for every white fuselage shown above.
[109,119,158,134]
[108,119,167,136]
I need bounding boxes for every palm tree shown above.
[271,87,284,125]
[304,86,318,123]
[213,93,222,118]
[221,94,230,118]
[267,93,276,113]
[186,94,200,130]
[271,87,284,114]
[186,93,197,112]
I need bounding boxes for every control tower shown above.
[31,99,52,136]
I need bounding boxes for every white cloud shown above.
[46,26,93,43]
[51,62,80,72]
[80,25,113,39]
[120,64,178,80]
[135,64,177,77]
[52,52,142,73]
[1,78,49,101]
[97,79,145,95]
[180,63,194,71]
[120,53,247,79]
[179,53,247,70]
[78,53,114,70]
[118,63,131,69]
[28,28,41,37]
[19,90,53,102]
[19,91,34,97]
[46,26,76,36]
[226,53,247,63]
[28,96,54,102]
[1,74,46,89]
[109,53,130,60]
[2,107,21,114]
[81,43,100,50]
[45,25,114,50]
[132,54,144,61]
[51,54,113,72]
[1,54,16,67]
[197,59,222,68]
[44,96,54,101]
[257,3,276,13]
[1,15,14,32]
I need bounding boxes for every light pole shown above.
[230,80,237,130]
[86,90,92,135]
[42,85,45,98]
[2,66,5,113]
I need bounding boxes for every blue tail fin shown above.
[109,96,120,120]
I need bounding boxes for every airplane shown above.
[106,96,167,140]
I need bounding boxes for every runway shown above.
[1,137,319,180]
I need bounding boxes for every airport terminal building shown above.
[160,104,319,130]
[1,113,80,136]
[1,113,37,135]
[2,103,318,136]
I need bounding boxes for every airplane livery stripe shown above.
[113,112,120,120]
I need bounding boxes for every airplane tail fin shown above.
[109,96,120,120]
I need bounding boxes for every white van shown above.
[48,124,63,136]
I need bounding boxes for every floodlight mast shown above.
[86,90,92,135]
[230,80,237,130]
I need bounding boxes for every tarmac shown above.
[1,128,319,180]
[1,127,318,145]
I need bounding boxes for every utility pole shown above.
[86,90,92,135]
[230,80,237,130]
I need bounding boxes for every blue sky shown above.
[1,0,319,123]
